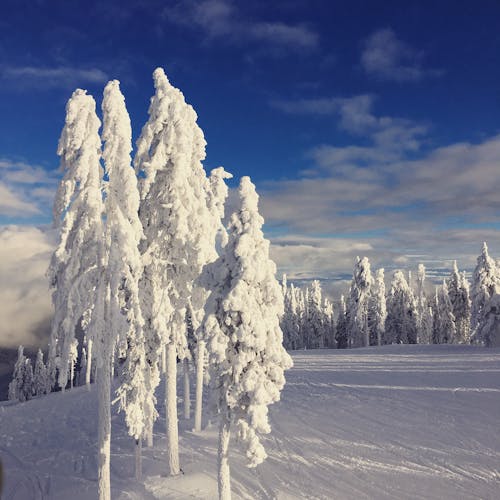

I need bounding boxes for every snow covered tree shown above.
[8,345,26,401]
[48,89,104,393]
[335,295,348,349]
[99,79,155,484]
[346,257,373,347]
[385,270,418,344]
[307,280,325,348]
[447,261,471,344]
[281,283,301,350]
[21,359,34,402]
[193,166,232,433]
[369,268,386,346]
[433,281,456,344]
[201,177,293,500]
[471,243,498,344]
[415,264,432,344]
[33,349,49,397]
[134,68,227,470]
[323,297,335,348]
[476,293,500,347]
[295,287,307,349]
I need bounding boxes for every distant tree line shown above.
[281,243,500,350]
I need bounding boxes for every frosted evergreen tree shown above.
[33,349,49,397]
[471,243,498,344]
[22,358,34,402]
[48,89,104,393]
[134,68,225,471]
[100,80,154,483]
[369,268,386,346]
[385,270,418,344]
[307,280,325,348]
[323,297,335,348]
[335,295,348,349]
[8,345,26,401]
[346,257,373,347]
[295,287,307,349]
[282,283,301,350]
[476,293,500,347]
[447,262,471,344]
[193,166,232,433]
[433,281,456,344]
[415,264,432,344]
[201,177,293,500]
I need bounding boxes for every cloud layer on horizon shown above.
[0,226,55,349]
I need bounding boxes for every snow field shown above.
[1,344,499,499]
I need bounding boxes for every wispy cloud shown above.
[0,158,58,219]
[259,132,500,284]
[162,0,318,52]
[0,65,108,89]
[273,93,428,168]
[361,28,443,82]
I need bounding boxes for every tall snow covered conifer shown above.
[369,268,386,346]
[385,271,418,344]
[202,177,292,500]
[346,257,373,347]
[307,280,325,348]
[415,264,432,344]
[335,295,348,349]
[447,261,471,344]
[48,89,104,392]
[33,349,49,397]
[471,243,498,343]
[134,68,227,471]
[8,345,26,401]
[433,281,456,344]
[101,80,154,482]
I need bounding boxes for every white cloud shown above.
[361,28,443,82]
[0,226,55,349]
[163,0,318,52]
[0,65,108,89]
[0,158,58,218]
[259,133,500,286]
[0,184,40,216]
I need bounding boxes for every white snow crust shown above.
[1,344,499,499]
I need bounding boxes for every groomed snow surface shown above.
[1,345,499,499]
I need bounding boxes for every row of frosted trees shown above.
[9,69,291,500]
[281,243,500,351]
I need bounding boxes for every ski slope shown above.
[1,345,500,499]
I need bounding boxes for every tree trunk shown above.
[162,344,167,374]
[165,342,180,475]
[145,417,153,447]
[86,339,93,389]
[194,340,205,432]
[97,358,111,500]
[183,358,190,419]
[135,438,142,481]
[218,417,231,500]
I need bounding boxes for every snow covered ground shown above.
[1,344,500,499]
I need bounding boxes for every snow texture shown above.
[1,345,500,499]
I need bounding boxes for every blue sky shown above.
[1,0,500,289]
